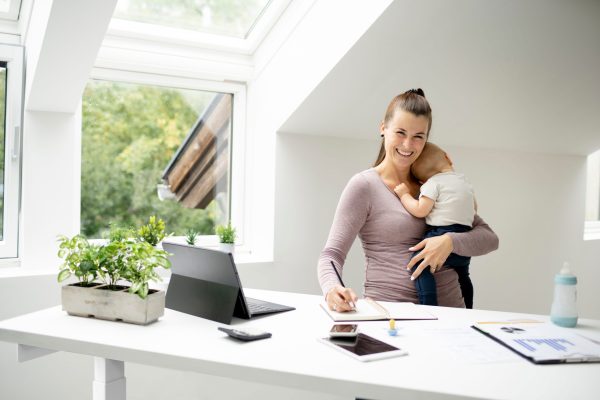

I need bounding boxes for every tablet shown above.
[319,333,407,362]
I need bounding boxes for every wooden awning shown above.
[161,93,231,209]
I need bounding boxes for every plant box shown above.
[61,283,165,325]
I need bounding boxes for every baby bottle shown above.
[550,262,578,328]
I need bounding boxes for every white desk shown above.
[0,289,599,400]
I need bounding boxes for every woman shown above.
[317,89,499,312]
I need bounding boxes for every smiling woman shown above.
[317,89,499,311]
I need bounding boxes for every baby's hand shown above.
[394,183,410,197]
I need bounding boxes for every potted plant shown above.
[57,216,171,325]
[215,222,236,254]
[185,229,198,246]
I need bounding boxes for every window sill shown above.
[0,240,272,280]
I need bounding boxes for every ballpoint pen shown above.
[330,260,356,310]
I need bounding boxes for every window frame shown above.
[584,149,600,241]
[0,0,22,21]
[0,43,23,258]
[107,0,291,54]
[85,68,248,250]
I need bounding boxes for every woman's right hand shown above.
[326,285,358,312]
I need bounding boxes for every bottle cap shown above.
[555,262,577,285]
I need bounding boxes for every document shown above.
[320,298,437,322]
[472,322,600,364]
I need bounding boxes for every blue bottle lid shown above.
[555,274,577,285]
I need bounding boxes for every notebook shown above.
[472,321,600,364]
[163,242,295,324]
[320,298,437,321]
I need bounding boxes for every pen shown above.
[330,260,346,287]
[330,261,356,310]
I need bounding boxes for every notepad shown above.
[320,298,437,321]
[472,322,600,364]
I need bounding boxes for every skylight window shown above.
[114,0,271,39]
[0,0,21,20]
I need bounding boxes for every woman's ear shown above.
[379,121,385,138]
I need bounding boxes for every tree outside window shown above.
[81,80,230,238]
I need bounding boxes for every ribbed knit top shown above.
[317,168,499,307]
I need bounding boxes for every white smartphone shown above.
[329,324,359,337]
[319,333,408,362]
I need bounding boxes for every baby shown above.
[394,142,476,308]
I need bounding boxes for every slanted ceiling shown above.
[281,0,600,156]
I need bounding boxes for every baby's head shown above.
[411,142,452,182]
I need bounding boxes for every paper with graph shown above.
[472,322,600,364]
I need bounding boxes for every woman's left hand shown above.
[406,234,454,280]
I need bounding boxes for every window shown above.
[585,149,600,240]
[0,0,22,20]
[81,79,237,239]
[0,43,23,258]
[114,0,271,38]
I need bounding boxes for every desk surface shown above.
[1,289,599,400]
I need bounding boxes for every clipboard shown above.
[472,322,600,364]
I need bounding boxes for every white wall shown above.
[445,146,596,318]
[243,133,599,320]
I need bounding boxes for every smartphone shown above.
[329,324,359,337]
[320,333,407,362]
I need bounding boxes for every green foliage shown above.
[122,241,170,299]
[215,222,236,244]
[185,229,198,246]
[57,220,172,299]
[57,235,100,286]
[136,215,167,246]
[81,81,221,239]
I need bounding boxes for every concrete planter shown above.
[218,242,235,255]
[61,283,165,325]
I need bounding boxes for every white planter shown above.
[218,242,235,255]
[61,283,165,325]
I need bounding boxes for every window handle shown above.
[12,125,20,160]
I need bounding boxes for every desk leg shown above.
[93,357,126,400]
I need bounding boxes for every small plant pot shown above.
[61,283,165,325]
[218,242,235,255]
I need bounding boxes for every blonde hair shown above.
[411,142,450,182]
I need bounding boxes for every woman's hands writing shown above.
[406,234,454,280]
[326,285,358,312]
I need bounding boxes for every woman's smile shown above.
[395,148,414,157]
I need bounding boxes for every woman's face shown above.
[380,109,429,170]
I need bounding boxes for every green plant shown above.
[57,235,100,286]
[185,229,198,246]
[136,215,167,246]
[215,222,236,244]
[57,219,172,299]
[123,241,170,298]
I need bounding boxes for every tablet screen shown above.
[324,333,400,356]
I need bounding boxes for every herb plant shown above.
[185,229,198,246]
[215,222,236,244]
[57,217,171,299]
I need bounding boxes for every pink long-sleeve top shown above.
[317,168,499,307]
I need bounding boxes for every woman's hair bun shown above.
[406,88,425,97]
